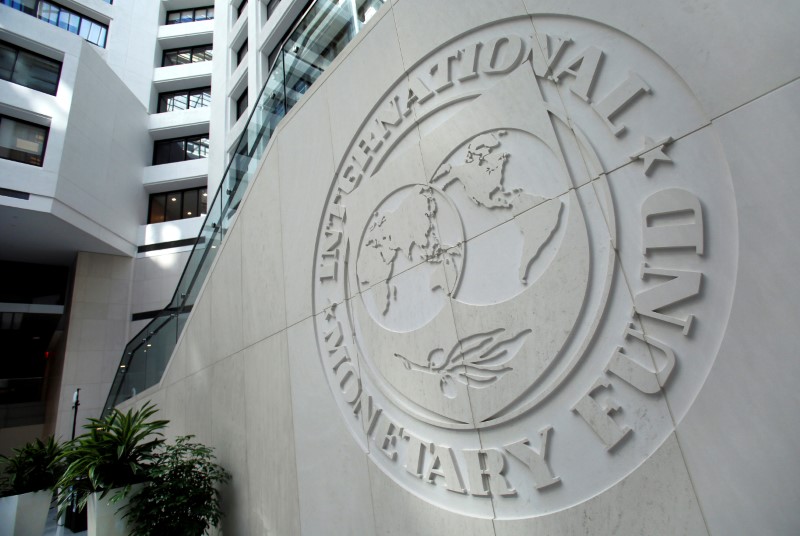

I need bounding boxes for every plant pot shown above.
[87,483,143,536]
[0,490,51,536]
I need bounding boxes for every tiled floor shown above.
[43,505,87,536]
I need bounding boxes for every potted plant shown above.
[124,435,231,536]
[0,436,64,536]
[56,401,168,536]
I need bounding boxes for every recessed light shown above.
[187,211,192,215]
[202,192,207,197]
[171,197,177,202]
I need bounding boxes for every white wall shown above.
[75,0,800,533]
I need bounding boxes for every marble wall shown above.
[119,1,800,534]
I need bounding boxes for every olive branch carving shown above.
[394,328,531,399]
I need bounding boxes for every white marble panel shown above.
[525,15,712,181]
[324,7,406,166]
[211,352,249,536]
[240,144,288,348]
[243,332,301,536]
[675,79,800,536]
[209,223,244,362]
[184,367,213,446]
[277,84,336,326]
[493,433,706,535]
[286,316,376,536]
[182,284,213,377]
[163,377,188,442]
[160,335,187,388]
[522,0,800,120]
[390,0,528,71]
[367,461,496,536]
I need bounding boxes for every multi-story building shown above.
[0,0,320,445]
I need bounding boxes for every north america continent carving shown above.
[312,17,738,519]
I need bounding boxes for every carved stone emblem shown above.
[312,17,737,518]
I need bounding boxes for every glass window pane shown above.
[180,10,194,23]
[0,43,16,82]
[4,0,37,15]
[166,11,181,24]
[96,26,107,48]
[159,92,189,112]
[165,192,182,221]
[236,91,248,118]
[163,50,178,66]
[176,48,191,64]
[188,90,202,108]
[185,137,208,160]
[37,2,60,25]
[183,189,198,218]
[237,39,248,66]
[13,51,60,95]
[153,139,184,165]
[194,87,211,107]
[157,94,169,113]
[200,188,208,214]
[149,194,166,223]
[198,46,213,62]
[59,11,80,34]
[0,116,47,166]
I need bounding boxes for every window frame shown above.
[147,186,208,224]
[152,134,210,166]
[0,114,49,167]
[2,1,108,47]
[161,44,213,67]
[157,86,212,113]
[0,39,63,96]
[236,89,248,119]
[165,5,215,25]
[236,39,248,66]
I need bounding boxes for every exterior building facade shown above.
[1,1,800,535]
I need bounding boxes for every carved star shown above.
[630,136,673,176]
[324,300,338,321]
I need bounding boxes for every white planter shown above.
[0,490,51,536]
[87,483,144,536]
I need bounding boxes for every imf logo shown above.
[312,17,737,518]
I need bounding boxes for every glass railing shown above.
[102,0,385,416]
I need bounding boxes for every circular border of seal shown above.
[311,15,738,519]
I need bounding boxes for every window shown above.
[236,39,248,66]
[162,45,212,66]
[157,87,211,113]
[236,90,248,119]
[1,0,36,16]
[153,134,209,165]
[237,0,247,19]
[2,1,108,47]
[0,40,62,95]
[148,186,207,223]
[0,115,48,167]
[165,6,214,25]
